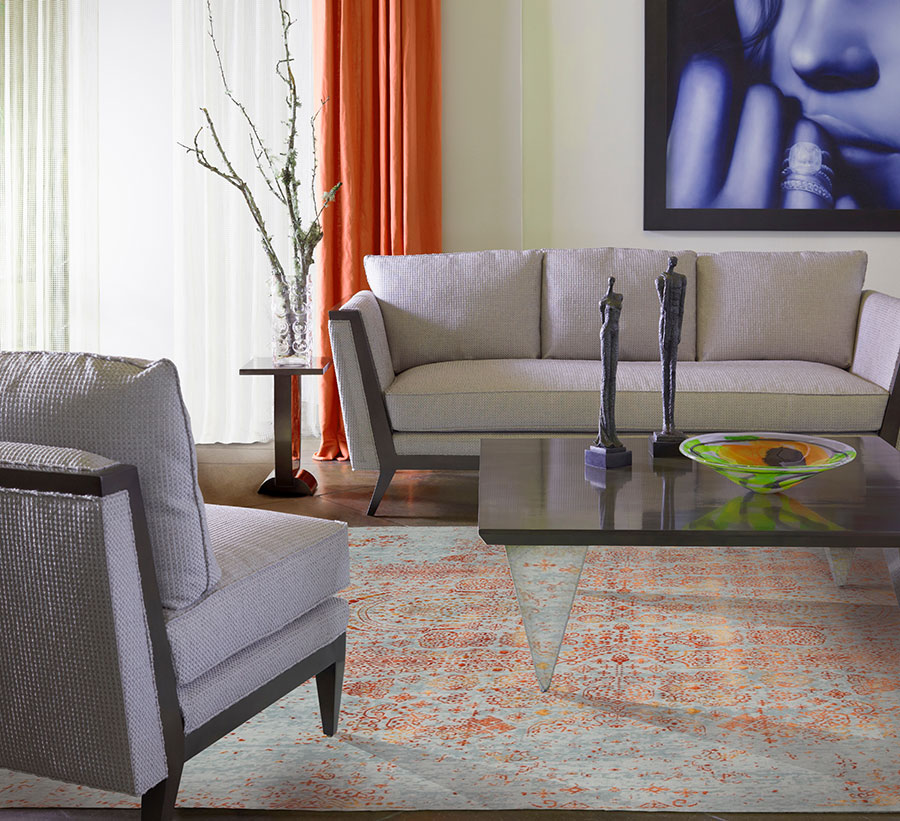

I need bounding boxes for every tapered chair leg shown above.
[141,759,184,821]
[316,657,345,736]
[367,467,395,516]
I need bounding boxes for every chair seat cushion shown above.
[384,359,887,434]
[165,505,349,685]
[178,597,348,734]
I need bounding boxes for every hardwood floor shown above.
[5,441,899,821]
[195,439,479,526]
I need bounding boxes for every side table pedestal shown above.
[239,357,331,497]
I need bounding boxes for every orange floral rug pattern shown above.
[3,527,900,811]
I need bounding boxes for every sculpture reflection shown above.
[584,463,632,529]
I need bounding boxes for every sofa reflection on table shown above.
[328,248,900,515]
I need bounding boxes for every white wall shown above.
[442,0,900,296]
[97,0,176,360]
[442,0,524,251]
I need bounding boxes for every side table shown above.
[239,357,331,496]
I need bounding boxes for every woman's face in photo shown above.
[735,0,900,206]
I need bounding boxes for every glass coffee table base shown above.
[826,546,855,587]
[506,543,872,692]
[506,545,588,692]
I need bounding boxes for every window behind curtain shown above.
[0,0,69,351]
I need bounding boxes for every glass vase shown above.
[271,275,313,366]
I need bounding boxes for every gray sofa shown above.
[329,248,900,514]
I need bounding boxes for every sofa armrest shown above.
[328,291,396,470]
[851,291,900,391]
[851,290,900,445]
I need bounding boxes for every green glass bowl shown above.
[679,432,856,494]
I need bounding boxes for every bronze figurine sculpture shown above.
[651,256,688,458]
[585,277,632,469]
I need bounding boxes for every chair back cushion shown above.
[0,352,219,609]
[696,250,867,367]
[541,248,698,361]
[364,250,544,372]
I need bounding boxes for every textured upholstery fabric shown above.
[384,358,886,434]
[329,315,380,470]
[0,351,218,610]
[851,290,900,393]
[0,441,115,473]
[696,250,867,367]
[165,506,349,685]
[337,290,396,391]
[365,250,544,372]
[178,597,349,733]
[542,248,698,361]
[0,487,166,797]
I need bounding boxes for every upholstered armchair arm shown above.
[851,290,900,444]
[0,440,117,473]
[328,291,397,470]
[0,443,176,797]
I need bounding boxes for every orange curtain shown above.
[311,0,442,461]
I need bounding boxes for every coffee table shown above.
[478,435,900,691]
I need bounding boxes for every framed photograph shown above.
[644,0,900,231]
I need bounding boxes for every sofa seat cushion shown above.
[0,351,217,610]
[696,250,867,367]
[365,249,544,372]
[542,248,698,361]
[384,359,887,434]
[165,505,349,685]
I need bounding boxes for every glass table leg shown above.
[826,546,855,587]
[884,548,900,606]
[505,545,588,692]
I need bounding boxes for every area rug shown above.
[4,526,900,812]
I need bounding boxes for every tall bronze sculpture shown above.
[651,256,688,458]
[585,277,632,469]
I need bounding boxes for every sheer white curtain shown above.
[0,0,98,353]
[174,0,319,444]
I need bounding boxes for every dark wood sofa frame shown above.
[0,462,346,821]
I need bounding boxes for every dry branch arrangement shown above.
[180,0,340,361]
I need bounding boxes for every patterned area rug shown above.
[4,526,900,812]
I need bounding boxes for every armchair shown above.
[0,353,350,820]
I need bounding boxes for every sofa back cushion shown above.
[696,250,867,367]
[0,352,219,610]
[542,248,698,361]
[364,250,544,372]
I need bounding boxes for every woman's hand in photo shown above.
[667,57,787,209]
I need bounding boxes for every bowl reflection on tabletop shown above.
[686,492,843,532]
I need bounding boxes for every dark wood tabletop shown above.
[240,357,331,376]
[478,435,900,548]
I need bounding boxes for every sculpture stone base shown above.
[585,444,632,470]
[650,430,687,459]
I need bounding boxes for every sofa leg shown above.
[316,656,345,736]
[367,468,395,516]
[141,758,183,821]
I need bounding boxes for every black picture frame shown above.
[643,0,900,231]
